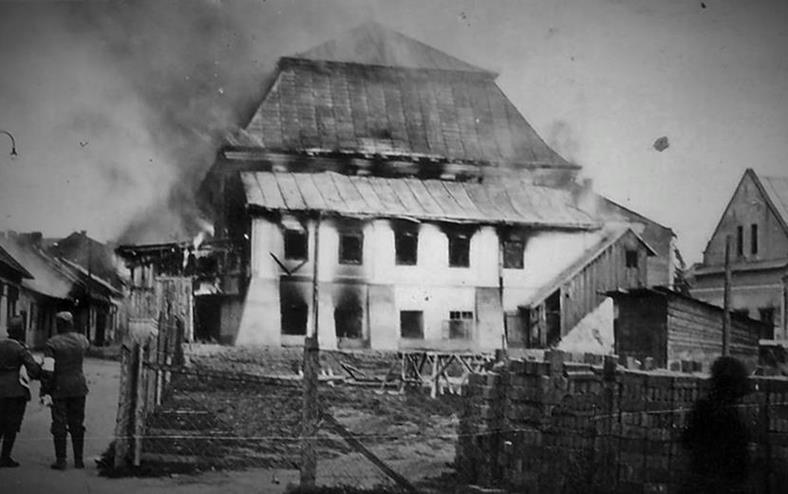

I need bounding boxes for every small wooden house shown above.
[608,287,764,371]
[512,226,655,348]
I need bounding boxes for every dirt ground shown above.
[141,345,465,491]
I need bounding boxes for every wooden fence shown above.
[113,279,185,469]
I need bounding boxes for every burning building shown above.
[163,22,670,352]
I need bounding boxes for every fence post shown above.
[301,335,320,487]
[113,344,133,469]
[132,343,145,467]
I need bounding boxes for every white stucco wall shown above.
[237,216,510,350]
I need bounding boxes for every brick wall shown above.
[456,351,788,493]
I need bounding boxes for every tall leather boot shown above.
[51,436,67,470]
[72,433,85,469]
[0,432,20,467]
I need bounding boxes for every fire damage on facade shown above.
[114,23,761,367]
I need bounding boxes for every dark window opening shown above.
[284,230,308,260]
[335,304,363,339]
[447,311,473,339]
[546,291,561,347]
[625,250,639,268]
[731,308,750,320]
[759,307,775,328]
[6,285,18,319]
[395,229,418,265]
[448,232,470,267]
[751,224,758,255]
[503,239,525,269]
[736,226,744,257]
[281,299,308,336]
[339,231,363,265]
[400,310,424,339]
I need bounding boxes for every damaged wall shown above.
[236,216,507,350]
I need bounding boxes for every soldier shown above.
[41,311,90,470]
[0,316,41,467]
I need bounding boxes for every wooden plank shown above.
[296,174,328,211]
[388,178,424,215]
[423,180,462,218]
[255,173,287,210]
[405,178,445,216]
[369,178,408,216]
[241,173,265,207]
[354,177,384,213]
[321,413,419,493]
[464,182,502,221]
[442,181,483,220]
[310,173,345,211]
[301,336,319,487]
[331,173,367,213]
[275,173,307,210]
[132,344,144,467]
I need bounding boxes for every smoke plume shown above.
[0,1,280,244]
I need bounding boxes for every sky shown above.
[0,0,786,264]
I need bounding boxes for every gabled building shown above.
[0,243,34,336]
[0,232,122,347]
[689,169,788,340]
[193,22,669,351]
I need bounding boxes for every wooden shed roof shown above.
[241,171,597,228]
[518,226,657,309]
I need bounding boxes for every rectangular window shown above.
[751,224,758,255]
[503,239,524,269]
[759,307,775,326]
[334,306,363,339]
[446,311,474,340]
[395,229,418,265]
[284,230,308,260]
[625,250,639,268]
[281,302,308,335]
[6,285,18,318]
[400,310,424,339]
[339,231,363,265]
[448,232,470,267]
[736,226,744,256]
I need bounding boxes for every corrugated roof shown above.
[294,22,493,74]
[0,243,33,279]
[760,174,788,230]
[0,237,73,299]
[234,24,574,169]
[242,171,597,228]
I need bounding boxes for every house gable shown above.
[702,169,788,266]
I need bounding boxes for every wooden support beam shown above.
[321,413,419,493]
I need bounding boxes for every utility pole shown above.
[301,214,320,487]
[722,236,732,356]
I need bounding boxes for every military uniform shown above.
[0,320,40,467]
[42,313,90,470]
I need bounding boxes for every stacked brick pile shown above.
[456,351,788,493]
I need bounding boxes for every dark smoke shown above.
[77,1,271,243]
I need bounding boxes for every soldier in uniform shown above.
[0,316,41,467]
[41,311,90,470]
